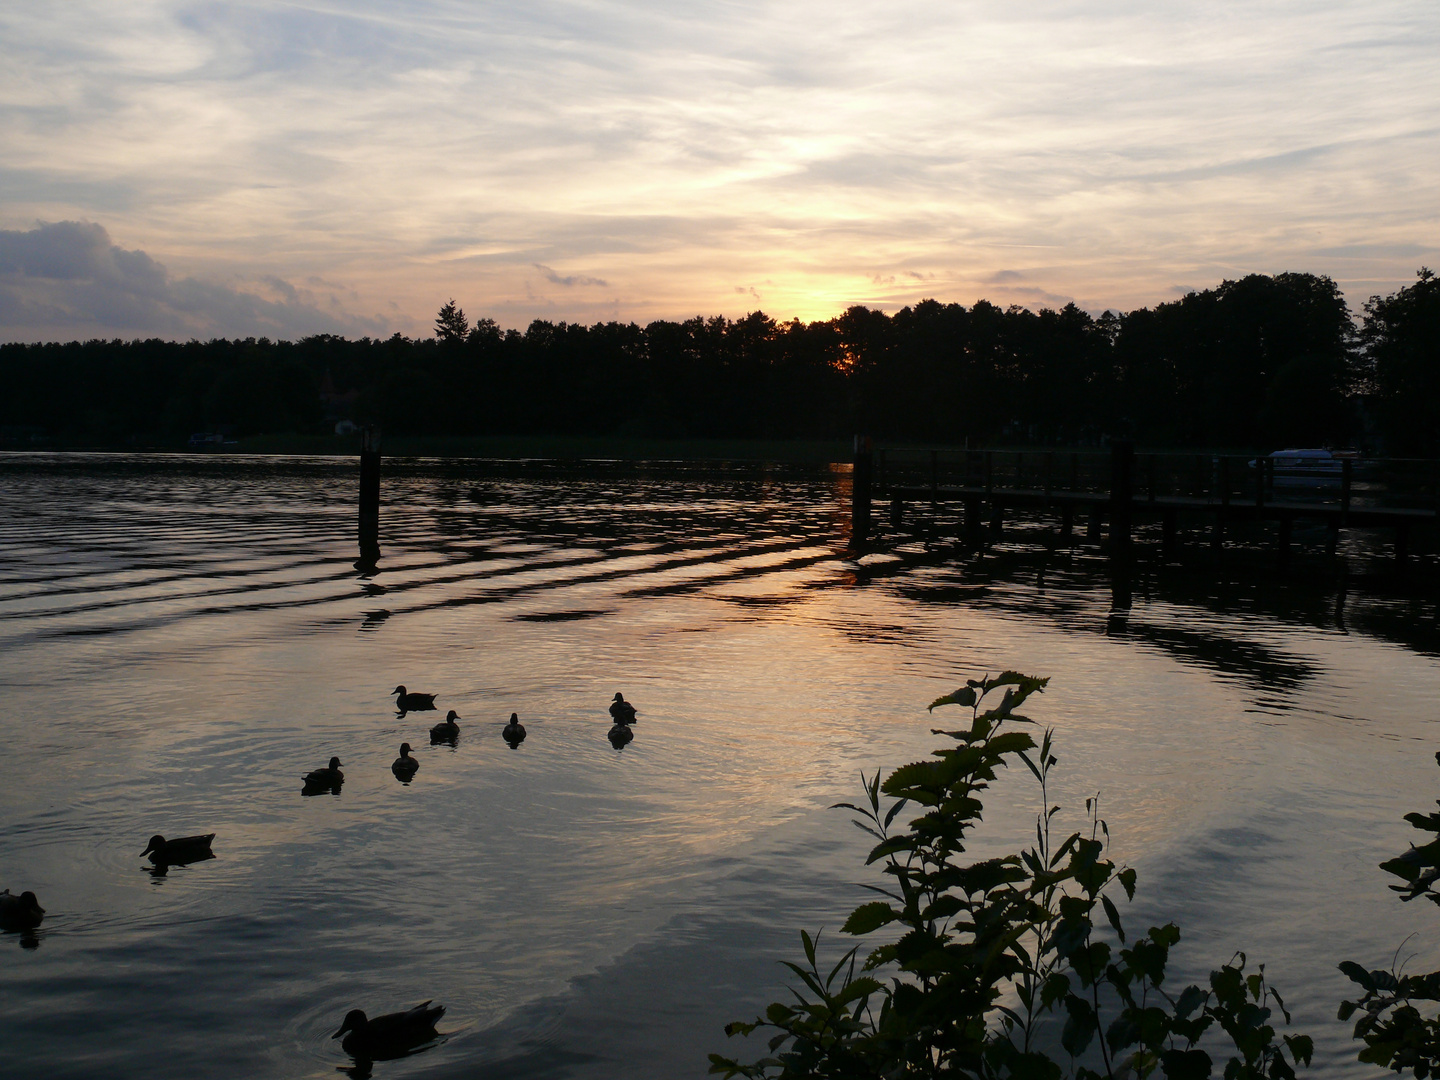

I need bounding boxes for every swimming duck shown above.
[392,686,437,713]
[0,890,45,931]
[332,1000,445,1057]
[608,724,634,749]
[392,743,419,779]
[429,710,461,742]
[502,713,526,746]
[141,833,215,866]
[609,693,638,725]
[303,757,345,793]
[304,756,344,783]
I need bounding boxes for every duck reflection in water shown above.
[608,723,634,750]
[429,710,461,746]
[302,756,345,796]
[333,1001,445,1073]
[502,713,526,748]
[391,743,418,782]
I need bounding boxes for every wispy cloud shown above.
[0,1,1435,336]
[533,263,609,288]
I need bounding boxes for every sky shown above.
[0,0,1437,342]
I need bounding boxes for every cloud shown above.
[0,1,1435,333]
[0,221,388,342]
[532,263,609,288]
[986,270,1026,283]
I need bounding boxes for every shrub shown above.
[712,672,1313,1080]
[1339,750,1440,1076]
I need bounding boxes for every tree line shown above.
[1,269,1435,453]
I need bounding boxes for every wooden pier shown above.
[852,441,1439,565]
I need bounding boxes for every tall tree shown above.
[434,299,470,342]
[1362,268,1440,455]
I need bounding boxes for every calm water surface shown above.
[1,453,1437,1079]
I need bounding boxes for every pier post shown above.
[358,425,381,571]
[964,497,984,544]
[1109,439,1134,560]
[851,435,873,548]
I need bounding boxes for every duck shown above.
[608,724,634,749]
[141,833,215,866]
[392,685,437,713]
[302,757,344,793]
[392,743,419,779]
[332,1000,445,1057]
[502,713,526,746]
[0,890,45,931]
[429,710,461,742]
[609,692,638,725]
[304,757,344,784]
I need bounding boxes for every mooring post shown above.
[357,425,381,571]
[851,435,873,548]
[1109,439,1134,560]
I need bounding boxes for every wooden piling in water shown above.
[358,425,381,570]
[851,435,873,547]
[1109,440,1134,559]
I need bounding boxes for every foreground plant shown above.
[1339,751,1440,1077]
[711,672,1312,1080]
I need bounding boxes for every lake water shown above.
[1,453,1437,1079]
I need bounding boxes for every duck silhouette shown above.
[392,743,419,780]
[609,693,638,725]
[392,686,437,714]
[302,757,344,794]
[0,890,45,931]
[333,1001,445,1058]
[502,713,527,747]
[141,834,215,866]
[429,710,461,743]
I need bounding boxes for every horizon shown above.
[2,2,1437,343]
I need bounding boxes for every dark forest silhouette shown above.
[2,270,1435,453]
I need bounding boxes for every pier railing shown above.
[850,440,1439,563]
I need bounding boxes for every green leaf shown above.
[1159,1048,1213,1080]
[1338,961,1375,990]
[834,976,885,1006]
[1283,1034,1314,1066]
[1118,867,1137,901]
[1062,995,1098,1056]
[842,902,898,936]
[1102,894,1126,943]
[928,685,978,711]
